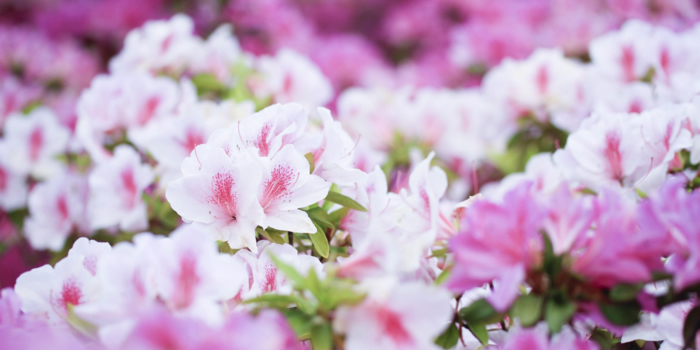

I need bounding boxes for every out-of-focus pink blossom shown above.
[87,145,154,232]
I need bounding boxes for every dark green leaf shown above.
[324,191,367,212]
[598,301,640,326]
[511,294,544,326]
[609,283,644,302]
[310,322,333,350]
[434,323,459,349]
[459,299,497,323]
[545,298,576,333]
[309,223,330,258]
[683,306,700,349]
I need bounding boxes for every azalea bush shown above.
[3,2,700,350]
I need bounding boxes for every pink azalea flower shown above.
[24,169,89,251]
[166,144,265,251]
[254,49,333,108]
[448,182,545,311]
[334,280,452,350]
[0,155,28,211]
[76,72,181,162]
[87,145,154,232]
[233,241,322,300]
[255,144,330,233]
[14,238,110,325]
[151,225,246,323]
[0,107,70,179]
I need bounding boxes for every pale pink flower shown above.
[255,144,330,233]
[14,238,110,325]
[0,156,28,211]
[87,145,154,232]
[166,144,265,251]
[207,103,309,159]
[151,225,246,324]
[233,241,323,300]
[109,14,200,75]
[145,98,255,186]
[254,49,333,108]
[76,72,180,162]
[334,280,452,350]
[0,107,70,179]
[309,108,364,186]
[481,48,590,131]
[24,169,89,251]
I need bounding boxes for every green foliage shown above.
[324,191,367,212]
[510,294,544,327]
[609,283,644,302]
[598,301,641,326]
[309,223,330,259]
[434,323,460,349]
[683,306,700,349]
[545,295,576,333]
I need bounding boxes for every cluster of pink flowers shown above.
[1,5,700,350]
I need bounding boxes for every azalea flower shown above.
[0,107,70,179]
[166,144,265,251]
[334,279,452,350]
[87,145,154,232]
[24,169,89,251]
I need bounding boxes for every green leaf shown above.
[545,297,576,333]
[328,207,351,225]
[598,301,640,326]
[281,308,313,340]
[270,255,306,288]
[326,287,365,309]
[256,227,286,244]
[542,232,563,284]
[66,303,97,337]
[310,322,333,350]
[434,323,460,349]
[304,153,315,174]
[324,191,367,212]
[306,208,335,232]
[434,265,452,286]
[511,294,544,327]
[459,299,497,324]
[243,294,303,308]
[191,73,226,94]
[430,248,448,258]
[635,188,648,199]
[609,283,644,302]
[468,322,489,345]
[309,223,330,259]
[683,306,700,349]
[305,268,323,300]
